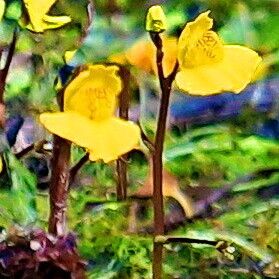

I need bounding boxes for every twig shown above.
[15,144,34,159]
[0,30,17,103]
[69,153,89,185]
[154,235,218,246]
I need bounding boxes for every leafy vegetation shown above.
[0,0,278,278]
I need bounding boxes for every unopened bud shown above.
[145,5,167,33]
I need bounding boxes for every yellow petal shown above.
[175,45,262,95]
[126,40,155,73]
[40,112,140,163]
[23,0,71,32]
[42,14,71,27]
[64,64,122,120]
[182,30,224,68]
[24,0,55,32]
[88,117,141,163]
[126,37,177,76]
[178,11,214,67]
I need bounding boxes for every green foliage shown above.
[165,126,279,187]
[0,0,279,278]
[0,152,37,226]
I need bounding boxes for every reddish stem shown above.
[116,66,130,200]
[48,136,71,235]
[0,30,17,128]
[69,153,89,185]
[150,32,179,279]
[48,87,71,236]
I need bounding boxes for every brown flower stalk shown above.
[149,31,179,279]
[48,88,71,236]
[0,30,17,129]
[116,65,131,200]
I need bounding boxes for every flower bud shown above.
[145,5,167,33]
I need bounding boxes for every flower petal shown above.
[126,40,154,73]
[42,14,71,28]
[178,11,213,67]
[88,117,141,163]
[64,65,122,120]
[40,112,140,163]
[175,45,262,95]
[126,37,177,76]
[24,0,56,31]
[24,0,70,32]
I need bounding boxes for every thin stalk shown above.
[48,87,71,236]
[48,135,71,235]
[150,32,178,279]
[116,66,130,200]
[69,152,89,185]
[138,121,154,152]
[0,30,17,128]
[15,144,34,159]
[155,235,218,246]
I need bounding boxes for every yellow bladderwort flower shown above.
[175,11,262,95]
[40,65,141,163]
[23,0,71,32]
[126,36,177,76]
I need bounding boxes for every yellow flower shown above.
[126,36,177,76]
[40,65,141,163]
[23,0,71,32]
[126,39,154,73]
[175,11,262,95]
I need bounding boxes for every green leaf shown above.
[233,172,279,192]
[3,151,37,225]
[165,125,231,161]
[184,229,273,263]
